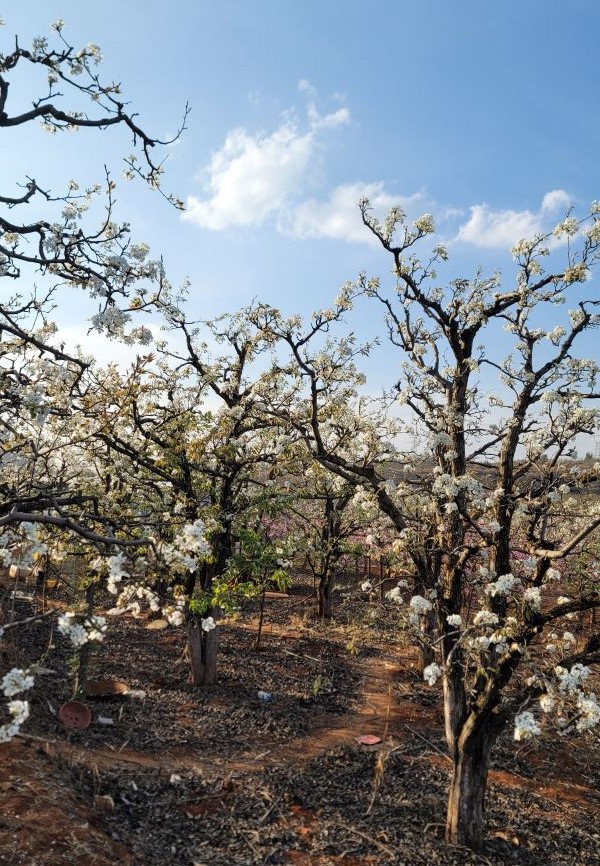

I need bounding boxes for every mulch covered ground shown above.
[1,573,599,866]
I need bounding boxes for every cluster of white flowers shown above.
[574,693,600,731]
[410,595,433,614]
[162,520,211,572]
[473,609,499,627]
[431,431,452,449]
[546,325,566,345]
[432,473,459,499]
[0,700,30,743]
[407,594,433,626]
[0,668,34,742]
[555,662,590,693]
[446,614,463,628]
[423,662,442,686]
[104,551,130,595]
[523,586,542,610]
[514,710,541,741]
[533,664,600,735]
[57,612,107,647]
[201,616,216,632]
[563,262,588,284]
[553,217,579,238]
[511,236,546,259]
[163,600,186,627]
[485,573,520,597]
[92,523,209,629]
[90,306,131,336]
[414,214,435,234]
[1,668,34,697]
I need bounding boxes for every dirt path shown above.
[1,649,436,866]
[2,594,600,866]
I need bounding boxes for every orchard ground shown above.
[1,571,599,866]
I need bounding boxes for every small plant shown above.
[345,638,360,656]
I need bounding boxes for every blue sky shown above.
[2,2,600,419]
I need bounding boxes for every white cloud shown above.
[58,323,161,369]
[455,189,573,249]
[184,124,314,230]
[309,105,350,129]
[540,189,572,214]
[286,182,427,246]
[184,95,350,231]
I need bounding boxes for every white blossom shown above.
[1,668,34,698]
[164,605,185,627]
[385,586,403,603]
[423,662,442,686]
[473,609,499,626]
[57,612,106,647]
[555,663,590,693]
[523,587,542,610]
[7,700,29,726]
[201,616,216,632]
[514,710,541,741]
[414,214,435,234]
[409,595,433,614]
[486,573,520,597]
[575,693,600,731]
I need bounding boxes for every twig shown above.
[1,608,57,630]
[382,683,392,740]
[16,732,56,743]
[332,820,396,858]
[241,830,261,857]
[280,647,323,665]
[258,798,278,825]
[250,749,272,762]
[404,724,451,762]
[424,822,445,836]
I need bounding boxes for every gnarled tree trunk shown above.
[418,607,436,669]
[445,720,495,850]
[317,573,333,618]
[186,613,218,686]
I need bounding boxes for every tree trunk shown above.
[318,574,333,619]
[417,607,436,670]
[445,726,493,851]
[186,614,218,686]
[254,582,266,649]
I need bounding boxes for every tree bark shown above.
[318,574,333,619]
[445,724,494,851]
[418,607,436,669]
[186,614,218,686]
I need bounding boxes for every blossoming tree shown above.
[81,298,294,685]
[357,199,600,849]
[0,17,186,737]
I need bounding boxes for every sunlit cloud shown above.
[455,189,573,249]
[184,86,350,232]
[285,183,428,246]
